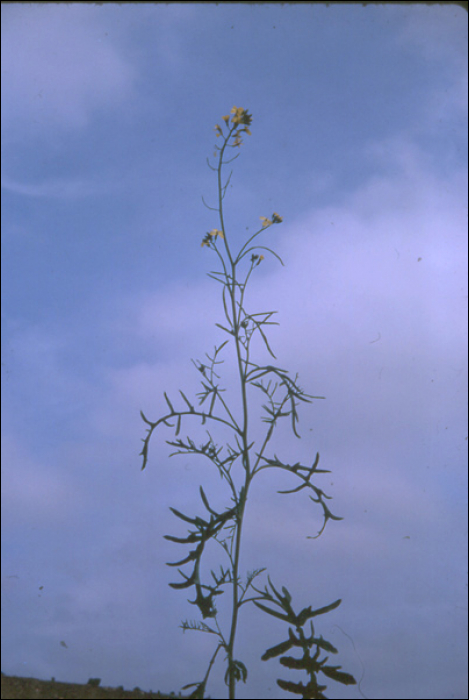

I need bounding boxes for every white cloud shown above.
[1,435,81,526]
[136,279,216,355]
[263,138,467,369]
[3,321,92,419]
[1,174,117,199]
[1,4,135,136]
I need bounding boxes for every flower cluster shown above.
[214,106,253,147]
[201,228,224,247]
[230,106,252,128]
[260,212,283,228]
[251,254,265,266]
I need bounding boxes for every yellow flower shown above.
[230,106,252,128]
[251,253,265,266]
[222,115,230,124]
[214,124,223,137]
[272,212,283,223]
[209,228,224,239]
[230,106,242,123]
[202,229,224,246]
[260,216,273,228]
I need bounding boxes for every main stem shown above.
[227,286,250,700]
[217,131,251,700]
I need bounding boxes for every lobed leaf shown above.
[224,659,248,686]
[320,665,357,686]
[261,638,295,661]
[276,679,308,697]
[279,656,320,672]
[296,606,316,627]
[313,636,338,654]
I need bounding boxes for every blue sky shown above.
[1,4,467,699]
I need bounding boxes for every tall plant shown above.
[140,107,356,700]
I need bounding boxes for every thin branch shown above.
[140,407,242,471]
[201,195,220,212]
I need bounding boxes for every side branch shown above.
[140,408,242,471]
[255,453,343,538]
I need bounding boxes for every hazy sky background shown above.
[1,4,467,699]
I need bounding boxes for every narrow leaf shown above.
[296,605,315,627]
[222,287,233,327]
[253,600,291,623]
[168,569,196,589]
[180,390,194,412]
[256,323,277,359]
[169,507,202,525]
[261,638,294,661]
[199,486,217,515]
[166,551,196,567]
[288,627,301,646]
[277,483,308,495]
[267,576,286,603]
[321,665,357,686]
[140,410,152,425]
[215,323,234,335]
[215,339,230,354]
[310,598,342,618]
[279,656,313,671]
[314,636,338,654]
[209,390,217,416]
[250,310,278,319]
[206,272,226,283]
[164,392,174,413]
[276,679,306,695]
[234,660,248,683]
[164,533,199,544]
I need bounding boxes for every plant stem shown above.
[227,485,246,699]
[217,129,253,700]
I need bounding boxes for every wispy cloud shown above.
[1,4,135,136]
[1,174,116,199]
[1,435,83,526]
